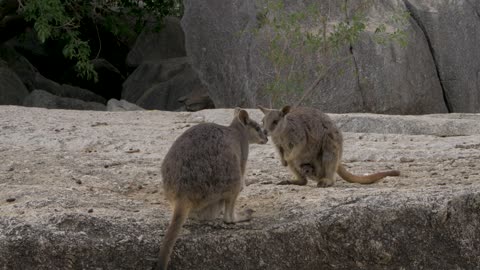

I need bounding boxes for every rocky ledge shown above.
[1,106,479,269]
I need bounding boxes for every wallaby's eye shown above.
[272,120,278,127]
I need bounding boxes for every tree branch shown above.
[295,55,352,107]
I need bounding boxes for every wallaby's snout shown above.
[253,126,268,144]
[239,109,268,145]
[259,132,268,144]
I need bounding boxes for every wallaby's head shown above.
[257,105,291,135]
[233,108,268,144]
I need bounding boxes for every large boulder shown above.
[8,26,129,100]
[106,98,145,111]
[6,29,49,60]
[0,47,108,105]
[177,88,215,112]
[136,66,207,111]
[91,58,125,99]
[182,0,260,108]
[349,0,447,114]
[0,44,38,91]
[34,74,106,104]
[181,0,465,113]
[122,57,189,104]
[1,106,480,269]
[0,46,112,105]
[126,16,186,68]
[0,59,29,105]
[67,58,125,100]
[405,0,480,112]
[7,30,68,82]
[122,56,213,111]
[23,90,106,111]
[471,1,480,12]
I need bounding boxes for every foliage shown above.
[18,0,183,81]
[373,11,410,47]
[255,0,410,106]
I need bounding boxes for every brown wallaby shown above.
[156,109,268,270]
[258,105,400,187]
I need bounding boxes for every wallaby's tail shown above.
[337,164,400,184]
[157,202,190,270]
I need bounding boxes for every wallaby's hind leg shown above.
[314,151,338,188]
[191,200,224,221]
[223,192,253,224]
[277,162,308,186]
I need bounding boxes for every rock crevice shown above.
[403,0,451,113]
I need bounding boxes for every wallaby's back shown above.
[161,123,246,203]
[285,107,340,140]
[276,107,342,161]
[157,109,267,270]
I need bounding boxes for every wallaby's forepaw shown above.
[280,159,288,167]
[316,178,334,188]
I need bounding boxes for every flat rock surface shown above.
[1,106,479,269]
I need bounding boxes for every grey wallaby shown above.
[259,105,400,187]
[156,109,268,270]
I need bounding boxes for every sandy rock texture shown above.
[1,106,480,269]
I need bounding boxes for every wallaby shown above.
[258,105,400,187]
[156,109,268,270]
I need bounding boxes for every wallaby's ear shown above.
[234,107,242,116]
[237,109,249,126]
[281,105,291,116]
[257,105,269,115]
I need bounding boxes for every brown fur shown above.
[259,105,400,187]
[156,109,267,270]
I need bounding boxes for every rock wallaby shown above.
[156,109,268,270]
[258,105,400,187]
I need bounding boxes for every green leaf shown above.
[19,0,182,81]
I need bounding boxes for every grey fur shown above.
[157,109,267,270]
[259,106,400,187]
